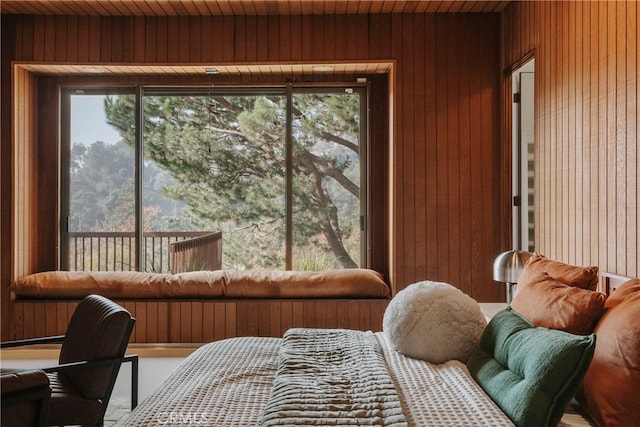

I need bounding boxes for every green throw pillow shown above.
[467,307,596,427]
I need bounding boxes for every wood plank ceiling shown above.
[0,0,510,16]
[5,0,508,76]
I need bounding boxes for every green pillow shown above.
[467,307,596,427]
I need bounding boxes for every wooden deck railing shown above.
[169,231,222,273]
[67,231,219,272]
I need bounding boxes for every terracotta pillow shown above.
[510,272,607,335]
[516,254,599,296]
[576,279,640,427]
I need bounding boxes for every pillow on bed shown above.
[515,254,598,296]
[510,271,607,335]
[382,281,486,364]
[467,307,596,427]
[576,279,640,427]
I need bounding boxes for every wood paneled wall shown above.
[502,1,638,279]
[2,12,506,340]
[12,299,388,343]
[12,68,39,279]
[1,15,16,337]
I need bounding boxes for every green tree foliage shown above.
[70,139,201,233]
[69,140,135,231]
[103,92,361,269]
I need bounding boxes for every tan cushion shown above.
[224,269,390,298]
[11,271,225,299]
[516,254,598,296]
[576,279,640,427]
[510,272,607,335]
[168,271,226,297]
[12,269,389,299]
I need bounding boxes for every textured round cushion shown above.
[383,281,487,364]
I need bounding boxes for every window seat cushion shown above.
[11,269,390,300]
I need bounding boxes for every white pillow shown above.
[383,281,486,364]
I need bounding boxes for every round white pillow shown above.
[382,281,487,364]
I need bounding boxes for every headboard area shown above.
[600,271,634,295]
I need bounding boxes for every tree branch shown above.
[320,131,359,155]
[300,151,359,198]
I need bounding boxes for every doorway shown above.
[512,59,535,252]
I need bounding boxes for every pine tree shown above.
[104,91,361,269]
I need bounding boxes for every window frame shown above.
[60,83,371,271]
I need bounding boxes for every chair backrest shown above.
[58,294,135,399]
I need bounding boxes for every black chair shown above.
[1,369,51,427]
[1,294,138,426]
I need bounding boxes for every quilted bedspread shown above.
[260,328,407,426]
[118,332,516,426]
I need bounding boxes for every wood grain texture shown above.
[9,298,388,343]
[0,1,510,17]
[3,11,508,340]
[21,298,382,343]
[501,0,638,279]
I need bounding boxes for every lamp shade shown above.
[493,250,533,283]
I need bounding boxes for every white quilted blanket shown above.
[119,332,516,426]
[260,328,408,426]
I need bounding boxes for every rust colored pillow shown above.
[576,279,640,427]
[511,272,607,335]
[516,254,599,296]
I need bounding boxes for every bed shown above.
[117,259,639,427]
[118,330,516,426]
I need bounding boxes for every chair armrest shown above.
[0,335,65,348]
[42,354,139,410]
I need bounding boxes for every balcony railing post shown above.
[67,232,216,273]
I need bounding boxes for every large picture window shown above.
[61,85,368,272]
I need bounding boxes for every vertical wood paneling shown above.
[135,301,147,342]
[146,300,158,342]
[201,302,214,342]
[573,1,583,264]
[502,0,638,278]
[446,15,461,290]
[4,11,508,341]
[424,14,438,282]
[29,301,47,337]
[457,15,471,294]
[56,303,69,334]
[400,13,415,286]
[627,1,638,278]
[13,304,24,340]
[413,13,427,283]
[9,299,390,343]
[470,15,491,299]
[45,304,57,336]
[23,303,35,338]
[12,68,38,290]
[191,302,203,342]
[168,301,180,342]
